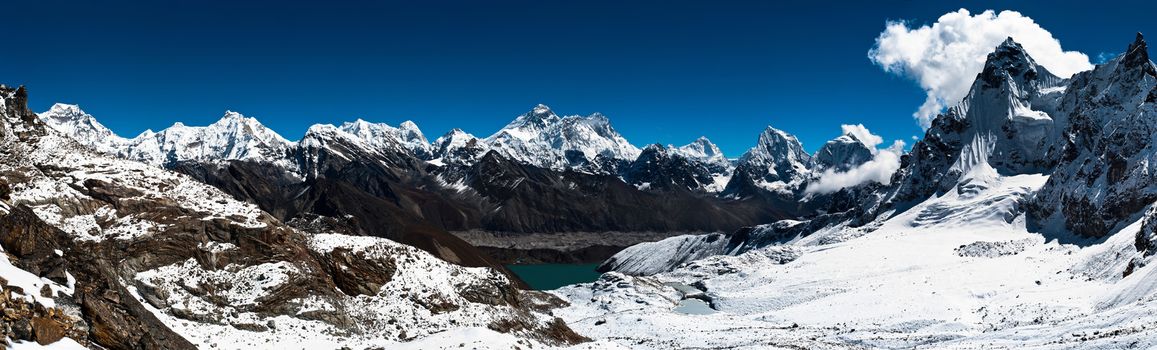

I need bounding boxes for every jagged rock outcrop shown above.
[621,144,724,192]
[1029,33,1157,238]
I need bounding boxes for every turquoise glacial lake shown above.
[506,263,603,290]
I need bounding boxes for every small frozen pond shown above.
[673,298,715,315]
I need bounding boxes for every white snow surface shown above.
[7,337,88,350]
[557,171,1157,349]
[598,233,733,276]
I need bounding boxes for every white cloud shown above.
[807,124,906,195]
[869,9,1092,128]
[841,124,884,149]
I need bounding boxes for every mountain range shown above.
[5,32,1157,349]
[37,91,897,266]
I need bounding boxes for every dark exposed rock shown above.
[169,159,523,287]
[621,144,719,193]
[314,247,395,297]
[440,151,789,234]
[1028,34,1157,239]
[0,205,195,349]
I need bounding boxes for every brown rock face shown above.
[31,316,65,345]
[0,205,197,350]
[315,247,396,296]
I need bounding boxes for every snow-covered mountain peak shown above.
[104,111,297,168]
[434,128,481,149]
[532,103,552,115]
[430,128,489,166]
[395,120,429,143]
[218,110,245,121]
[814,132,873,172]
[1124,32,1151,68]
[642,143,666,153]
[43,102,86,118]
[210,110,289,143]
[483,105,640,172]
[502,104,562,131]
[203,111,288,142]
[38,103,128,154]
[722,125,813,196]
[751,126,811,163]
[673,136,725,162]
[39,103,94,127]
[338,117,371,130]
[583,112,611,124]
[334,118,433,158]
[975,37,1062,93]
[398,119,423,134]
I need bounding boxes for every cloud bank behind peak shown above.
[869,8,1093,128]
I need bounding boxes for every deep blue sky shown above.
[3,1,1154,155]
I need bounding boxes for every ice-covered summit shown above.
[337,118,433,159]
[127,111,295,167]
[881,37,1072,207]
[813,132,874,172]
[723,126,813,197]
[672,136,726,162]
[39,107,297,169]
[484,104,641,172]
[430,128,490,166]
[37,103,128,154]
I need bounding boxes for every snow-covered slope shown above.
[560,166,1157,348]
[596,233,734,276]
[569,34,1157,348]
